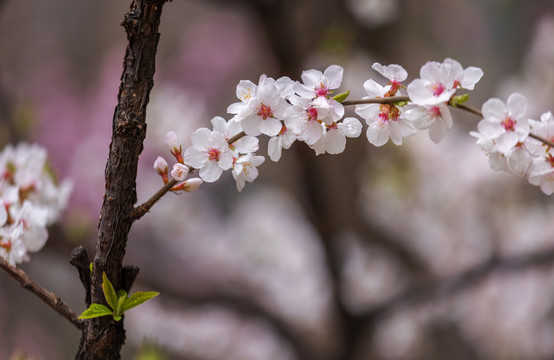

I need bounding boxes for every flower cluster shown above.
[155,58,554,195]
[471,94,554,194]
[0,143,72,266]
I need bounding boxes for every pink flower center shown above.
[548,154,554,168]
[502,117,515,131]
[306,107,318,121]
[378,104,400,124]
[207,148,221,161]
[257,103,274,119]
[431,83,445,96]
[316,82,329,97]
[430,106,441,117]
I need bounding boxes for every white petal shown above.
[199,160,224,182]
[190,128,212,150]
[428,120,447,143]
[324,65,344,89]
[268,136,283,162]
[338,117,362,138]
[259,118,283,137]
[325,129,346,154]
[366,122,390,147]
[183,147,207,168]
[507,93,527,120]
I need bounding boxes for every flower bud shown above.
[170,163,189,181]
[153,156,169,184]
[171,177,203,192]
[165,131,184,163]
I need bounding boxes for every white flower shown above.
[0,224,27,266]
[403,104,453,143]
[372,62,407,95]
[407,60,458,106]
[527,111,554,156]
[355,79,416,146]
[310,117,362,155]
[268,125,296,162]
[183,128,234,183]
[227,75,288,137]
[444,58,484,90]
[284,96,327,145]
[0,143,71,266]
[232,154,265,192]
[476,93,529,153]
[295,65,344,99]
[527,155,554,195]
[210,116,259,155]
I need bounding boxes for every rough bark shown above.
[75,0,166,358]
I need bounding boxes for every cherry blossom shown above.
[310,117,362,155]
[403,103,453,144]
[268,125,296,162]
[0,143,71,266]
[407,60,458,106]
[476,93,529,154]
[227,75,288,137]
[232,154,265,192]
[210,116,259,155]
[183,128,234,183]
[355,78,415,146]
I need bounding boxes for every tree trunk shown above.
[75,0,166,358]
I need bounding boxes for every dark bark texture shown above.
[75,0,166,358]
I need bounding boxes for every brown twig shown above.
[0,257,83,329]
[132,131,248,221]
[342,95,409,106]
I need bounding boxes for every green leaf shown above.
[393,100,408,107]
[450,94,469,107]
[89,262,93,274]
[122,291,160,313]
[78,303,113,319]
[102,272,118,311]
[332,91,350,103]
[114,291,128,319]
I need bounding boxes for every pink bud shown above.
[170,163,189,181]
[171,177,203,192]
[153,156,169,184]
[165,131,183,163]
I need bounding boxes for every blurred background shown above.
[2,0,554,359]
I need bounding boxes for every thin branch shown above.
[132,131,248,220]
[342,96,409,106]
[0,256,84,329]
[131,179,177,220]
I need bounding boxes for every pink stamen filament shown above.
[432,83,445,96]
[207,148,221,161]
[316,82,328,97]
[257,103,274,119]
[378,104,400,124]
[502,117,516,131]
[306,107,318,122]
